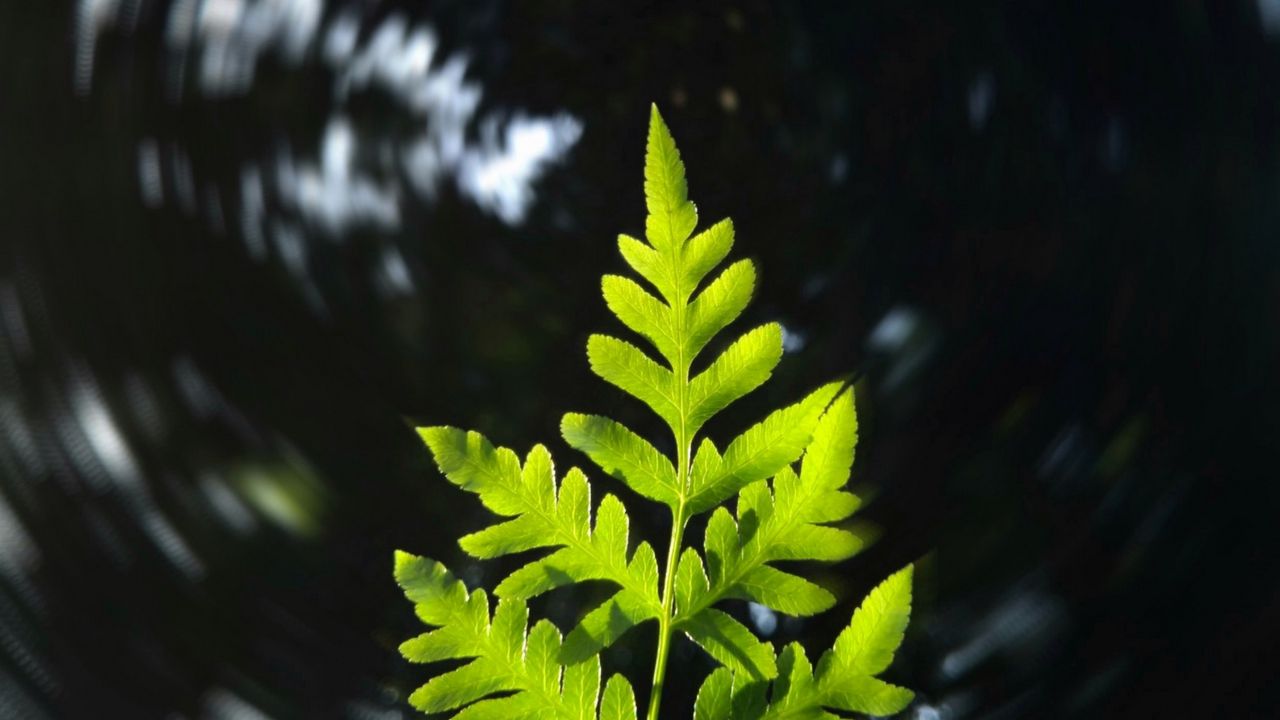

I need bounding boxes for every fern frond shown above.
[395,551,639,719]
[418,428,663,648]
[559,414,680,507]
[686,381,845,516]
[564,105,804,522]
[642,106,698,255]
[691,567,915,720]
[396,105,916,719]
[671,548,778,680]
[677,387,864,625]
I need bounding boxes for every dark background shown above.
[2,1,1277,718]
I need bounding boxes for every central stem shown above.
[648,242,692,720]
[647,498,686,720]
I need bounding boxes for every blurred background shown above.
[1,1,1278,717]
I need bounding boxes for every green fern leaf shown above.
[587,335,680,430]
[677,388,864,625]
[678,219,735,296]
[685,322,782,434]
[396,105,915,719]
[643,105,698,253]
[829,563,914,678]
[599,675,639,720]
[395,551,638,719]
[686,381,844,516]
[560,414,680,507]
[559,584,658,664]
[684,259,757,359]
[682,606,778,681]
[600,275,680,365]
[617,234,675,303]
[418,428,662,632]
[690,567,915,719]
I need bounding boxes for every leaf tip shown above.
[647,103,678,150]
[559,412,585,438]
[895,563,915,592]
[392,548,414,571]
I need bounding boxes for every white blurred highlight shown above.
[78,2,582,235]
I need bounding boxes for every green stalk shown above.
[647,242,692,720]
[647,499,686,720]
